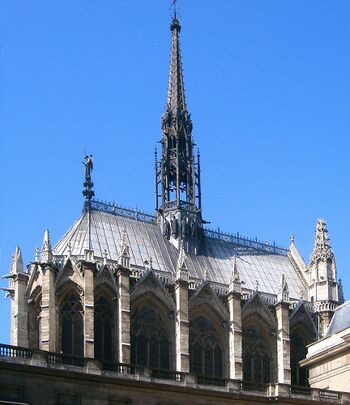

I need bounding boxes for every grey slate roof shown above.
[54,206,308,300]
[326,300,350,336]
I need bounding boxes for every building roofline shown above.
[91,199,289,256]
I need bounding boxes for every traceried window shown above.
[290,331,308,386]
[60,293,84,357]
[243,326,271,385]
[94,297,114,361]
[131,304,170,369]
[189,316,223,377]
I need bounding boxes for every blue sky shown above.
[1,1,349,344]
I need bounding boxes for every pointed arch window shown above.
[60,293,84,357]
[131,304,170,369]
[290,331,308,386]
[243,326,271,385]
[189,316,223,377]
[94,296,114,361]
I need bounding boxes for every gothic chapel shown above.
[3,14,345,402]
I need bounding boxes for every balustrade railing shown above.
[0,343,348,403]
[0,343,32,359]
[103,361,143,375]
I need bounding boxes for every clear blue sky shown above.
[1,1,349,344]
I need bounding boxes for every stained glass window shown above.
[189,316,223,377]
[60,293,84,357]
[131,304,170,369]
[94,296,114,361]
[242,326,271,384]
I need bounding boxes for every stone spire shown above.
[277,274,289,303]
[41,229,53,264]
[176,241,189,282]
[229,256,241,293]
[118,228,130,269]
[166,15,187,116]
[10,246,23,274]
[156,15,203,254]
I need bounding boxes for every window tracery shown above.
[189,316,223,377]
[242,326,271,384]
[60,293,84,357]
[94,296,114,361]
[131,304,170,369]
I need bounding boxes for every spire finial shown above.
[172,0,177,18]
[83,154,95,210]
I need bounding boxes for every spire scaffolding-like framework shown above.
[155,15,203,254]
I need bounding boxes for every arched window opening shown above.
[290,331,308,386]
[189,316,223,377]
[94,296,114,361]
[60,293,84,357]
[28,297,41,349]
[243,326,271,385]
[131,304,170,369]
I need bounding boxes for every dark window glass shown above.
[189,316,223,377]
[290,332,309,386]
[94,297,114,361]
[130,304,170,369]
[242,326,271,385]
[60,293,84,357]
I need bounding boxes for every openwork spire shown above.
[155,15,203,254]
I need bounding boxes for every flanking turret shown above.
[308,219,340,338]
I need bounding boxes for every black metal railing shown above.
[196,375,226,387]
[91,199,156,224]
[290,385,312,396]
[91,199,289,255]
[103,361,143,375]
[240,381,267,392]
[151,368,183,382]
[320,390,340,401]
[204,228,289,256]
[0,343,32,359]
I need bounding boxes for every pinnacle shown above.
[10,246,23,274]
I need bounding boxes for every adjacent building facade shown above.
[0,14,348,405]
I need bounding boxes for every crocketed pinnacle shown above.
[166,16,187,115]
[310,218,334,264]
